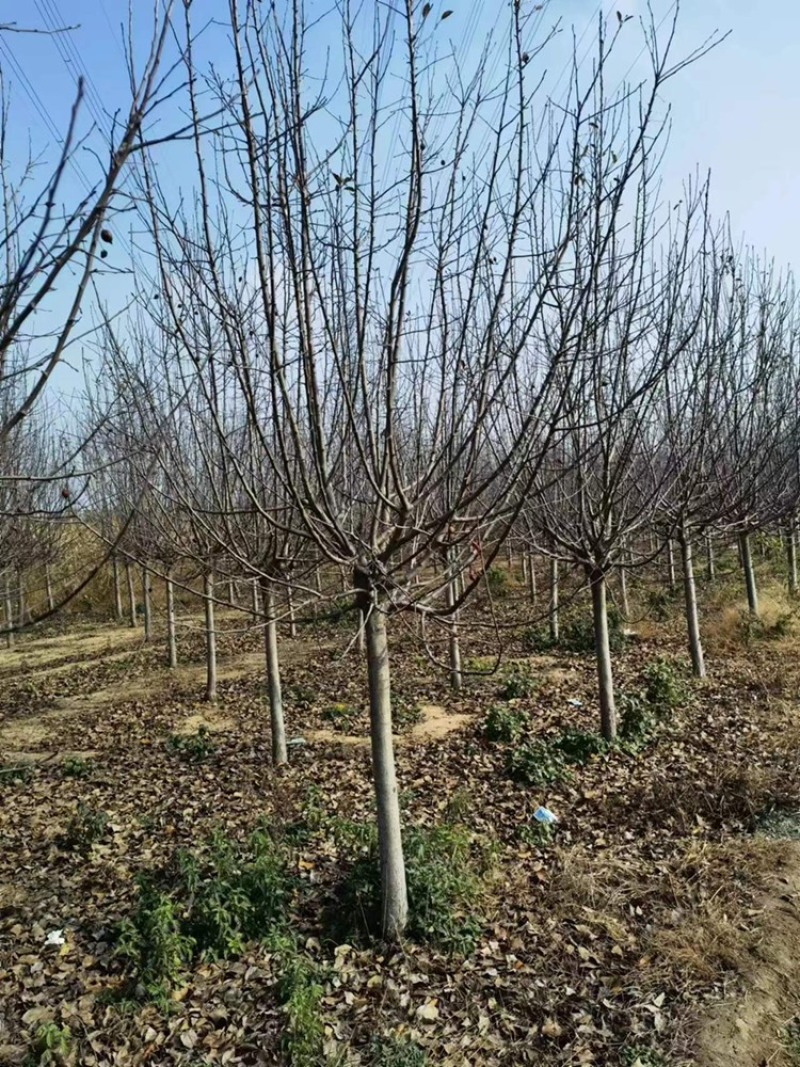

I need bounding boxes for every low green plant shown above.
[322,702,359,729]
[25,1022,73,1066]
[553,728,608,765]
[618,691,657,747]
[267,933,325,1067]
[643,658,689,713]
[287,682,317,708]
[62,756,93,778]
[0,762,33,786]
[445,787,472,823]
[498,668,537,700]
[117,881,194,998]
[331,823,487,953]
[117,826,291,994]
[63,802,109,853]
[741,610,794,644]
[560,603,627,653]
[484,703,527,743]
[506,739,571,788]
[394,699,423,731]
[370,1035,428,1067]
[166,726,216,763]
[485,566,509,597]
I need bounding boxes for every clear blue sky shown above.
[2,0,798,396]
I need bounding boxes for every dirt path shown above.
[693,841,800,1066]
[304,703,475,749]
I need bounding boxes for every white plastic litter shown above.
[567,698,583,708]
[533,806,558,824]
[45,929,65,946]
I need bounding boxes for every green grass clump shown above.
[331,823,488,954]
[117,826,291,996]
[166,725,216,762]
[497,668,537,700]
[506,739,571,788]
[24,1022,73,1066]
[268,933,325,1067]
[484,704,527,743]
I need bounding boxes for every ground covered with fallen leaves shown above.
[2,559,800,1067]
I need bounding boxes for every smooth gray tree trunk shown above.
[705,534,715,582]
[45,565,54,613]
[363,596,408,940]
[287,584,297,638]
[251,578,260,617]
[356,607,366,654]
[549,558,559,643]
[227,578,238,607]
[785,525,798,596]
[261,580,287,766]
[204,569,217,702]
[4,571,14,648]
[590,571,617,742]
[166,570,177,669]
[679,526,706,678]
[125,561,137,628]
[739,531,759,616]
[445,553,462,691]
[666,539,677,595]
[618,542,630,619]
[112,557,123,622]
[142,566,152,642]
[528,552,537,605]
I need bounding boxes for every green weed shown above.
[166,726,216,763]
[62,802,109,853]
[24,1022,73,1066]
[370,1035,428,1066]
[484,704,527,743]
[506,739,571,788]
[62,756,93,778]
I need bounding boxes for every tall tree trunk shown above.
[287,583,297,638]
[227,577,238,607]
[445,553,462,692]
[549,558,559,643]
[666,539,676,595]
[142,566,152,642]
[739,531,759,616]
[361,591,408,940]
[45,564,54,613]
[260,579,287,766]
[251,578,260,617]
[165,569,178,669]
[678,525,706,678]
[356,607,366,654]
[618,542,630,620]
[4,571,14,649]
[17,568,29,627]
[125,561,137,628]
[528,552,537,605]
[204,569,217,702]
[785,524,798,596]
[112,557,123,622]
[521,552,529,586]
[705,534,715,582]
[590,570,617,742]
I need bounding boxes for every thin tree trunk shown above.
[522,552,529,586]
[16,568,28,627]
[679,525,706,678]
[125,561,137,628]
[251,578,260,617]
[549,558,559,643]
[142,565,152,642]
[740,531,759,616]
[705,534,715,582]
[228,577,237,607]
[528,552,537,605]
[112,557,123,622]
[445,553,462,692]
[356,607,366,654]
[590,571,617,742]
[4,571,14,649]
[45,564,54,613]
[261,579,287,766]
[204,569,217,702]
[618,542,630,619]
[363,594,408,940]
[786,524,798,596]
[666,539,676,595]
[166,569,177,669]
[287,583,297,638]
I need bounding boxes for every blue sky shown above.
[2,0,798,399]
